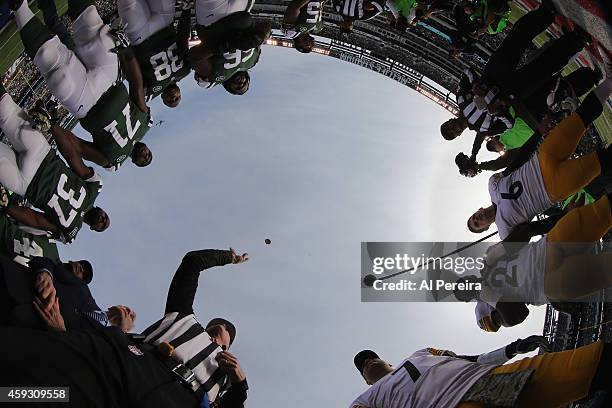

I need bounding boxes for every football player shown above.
[193,47,262,94]
[191,12,270,94]
[331,0,398,34]
[12,0,153,172]
[117,0,192,105]
[467,71,612,240]
[282,0,326,53]
[0,88,109,244]
[0,212,60,267]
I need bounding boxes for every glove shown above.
[507,335,551,357]
[180,0,193,10]
[455,152,480,177]
[28,100,52,132]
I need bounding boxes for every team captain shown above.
[12,0,153,172]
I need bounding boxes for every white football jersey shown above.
[350,349,496,408]
[489,155,553,240]
[479,236,549,306]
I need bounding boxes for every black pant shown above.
[483,7,585,100]
[524,67,599,121]
[36,0,75,49]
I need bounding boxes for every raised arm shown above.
[176,7,192,58]
[478,148,518,172]
[470,131,489,158]
[119,47,148,114]
[164,249,247,315]
[6,205,58,236]
[50,123,107,171]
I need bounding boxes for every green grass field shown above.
[0,0,68,75]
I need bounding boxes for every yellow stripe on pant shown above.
[458,341,603,408]
[538,112,601,202]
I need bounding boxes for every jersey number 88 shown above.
[150,43,183,81]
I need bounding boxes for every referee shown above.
[0,248,250,408]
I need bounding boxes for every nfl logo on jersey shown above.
[128,345,144,356]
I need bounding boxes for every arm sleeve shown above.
[164,249,234,315]
[471,132,486,158]
[457,69,474,95]
[219,379,249,408]
[479,149,517,172]
[475,346,511,364]
[28,257,55,280]
[49,263,82,285]
[176,8,191,57]
[503,214,563,242]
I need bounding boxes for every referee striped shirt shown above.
[457,68,514,135]
[333,0,385,19]
[142,312,228,401]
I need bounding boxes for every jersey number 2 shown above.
[150,43,183,81]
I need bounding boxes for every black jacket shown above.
[0,256,105,331]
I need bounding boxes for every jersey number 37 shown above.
[47,173,86,227]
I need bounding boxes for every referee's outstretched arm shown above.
[164,249,234,315]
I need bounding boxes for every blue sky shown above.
[62,45,545,407]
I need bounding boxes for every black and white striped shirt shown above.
[457,68,513,135]
[142,312,228,401]
[332,0,385,20]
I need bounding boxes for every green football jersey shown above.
[210,48,261,84]
[134,25,191,98]
[283,0,325,38]
[80,83,151,170]
[25,151,102,244]
[0,215,60,266]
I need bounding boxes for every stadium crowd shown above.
[0,0,611,407]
